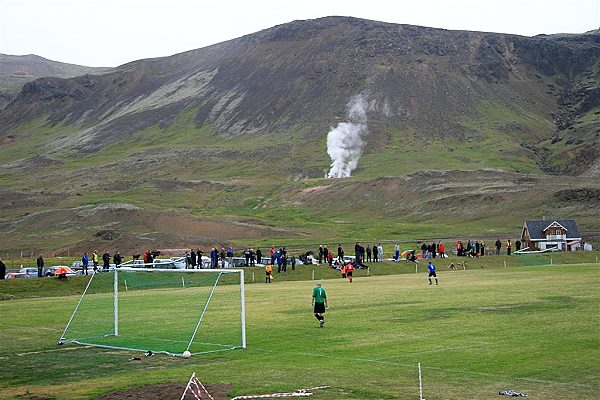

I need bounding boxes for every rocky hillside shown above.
[2,18,599,173]
[0,17,598,253]
[0,54,111,109]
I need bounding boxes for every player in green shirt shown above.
[311,282,328,327]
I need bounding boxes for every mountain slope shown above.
[0,17,598,253]
[2,17,598,174]
[0,53,111,108]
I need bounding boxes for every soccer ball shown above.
[182,350,191,359]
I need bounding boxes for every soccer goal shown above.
[59,268,246,357]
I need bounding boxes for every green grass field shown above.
[1,261,599,399]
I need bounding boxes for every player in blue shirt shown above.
[427,262,438,285]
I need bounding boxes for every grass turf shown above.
[0,262,598,399]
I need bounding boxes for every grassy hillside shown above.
[0,262,598,399]
[1,107,598,254]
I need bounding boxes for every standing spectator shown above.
[311,282,328,328]
[327,250,334,266]
[394,243,400,261]
[318,245,324,264]
[281,248,288,272]
[92,250,99,272]
[337,244,344,263]
[113,251,122,266]
[81,252,89,275]
[456,241,462,257]
[495,239,502,256]
[475,241,481,257]
[358,243,366,267]
[366,244,372,262]
[190,249,197,269]
[37,254,45,277]
[354,242,362,266]
[421,242,428,258]
[244,248,250,267]
[196,249,204,268]
[0,257,6,279]
[102,251,111,271]
[372,244,378,263]
[184,250,191,269]
[515,240,521,252]
[270,246,276,266]
[378,244,383,262]
[227,247,234,267]
[250,249,256,267]
[276,248,283,272]
[480,241,485,257]
[506,240,512,256]
[438,242,445,258]
[210,247,218,269]
[220,248,226,268]
[256,247,263,265]
[290,254,296,271]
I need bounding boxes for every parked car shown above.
[5,272,32,279]
[18,267,39,277]
[152,258,186,269]
[42,266,77,277]
[119,257,187,269]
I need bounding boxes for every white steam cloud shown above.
[326,94,368,178]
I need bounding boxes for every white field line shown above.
[3,323,62,332]
[0,346,88,359]
[250,347,594,389]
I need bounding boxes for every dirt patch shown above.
[553,187,600,204]
[0,189,63,210]
[13,394,55,400]
[95,382,233,400]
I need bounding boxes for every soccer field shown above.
[1,263,599,399]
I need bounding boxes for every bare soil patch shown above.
[95,382,233,400]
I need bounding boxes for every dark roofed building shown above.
[521,219,582,251]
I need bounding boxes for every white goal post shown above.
[59,267,246,357]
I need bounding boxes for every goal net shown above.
[59,268,246,357]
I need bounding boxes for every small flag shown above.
[180,372,214,400]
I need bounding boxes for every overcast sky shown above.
[1,0,598,67]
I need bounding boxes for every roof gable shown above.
[543,221,567,232]
[524,219,581,240]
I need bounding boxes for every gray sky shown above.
[1,0,598,67]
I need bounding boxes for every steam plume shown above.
[326,94,368,178]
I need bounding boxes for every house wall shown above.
[540,241,566,251]
[521,228,537,250]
